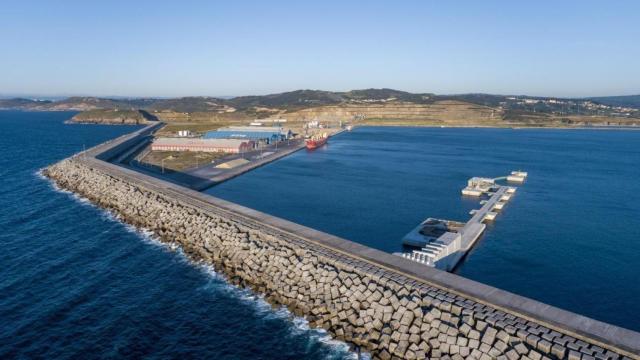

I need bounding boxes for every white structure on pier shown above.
[507,171,528,183]
[461,177,496,196]
[399,172,526,271]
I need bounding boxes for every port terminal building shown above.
[204,126,292,145]
[151,138,254,154]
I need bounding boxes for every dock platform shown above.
[398,172,525,271]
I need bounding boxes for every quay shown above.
[45,124,640,359]
[197,127,347,186]
[111,124,346,191]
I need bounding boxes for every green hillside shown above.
[588,95,640,108]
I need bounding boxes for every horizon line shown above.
[1,88,639,101]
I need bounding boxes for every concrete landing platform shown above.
[401,178,521,271]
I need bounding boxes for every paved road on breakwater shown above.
[67,123,640,359]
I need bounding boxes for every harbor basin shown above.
[207,126,640,332]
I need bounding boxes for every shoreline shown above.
[63,119,155,125]
[3,109,640,131]
[355,123,640,131]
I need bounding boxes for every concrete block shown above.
[457,336,468,347]
[536,339,552,354]
[469,338,480,349]
[568,350,582,360]
[551,344,566,359]
[459,346,470,357]
[481,327,498,345]
[514,343,529,355]
[528,350,543,360]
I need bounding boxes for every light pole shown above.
[161,155,171,173]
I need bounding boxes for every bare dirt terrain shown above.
[78,102,640,133]
[139,150,228,171]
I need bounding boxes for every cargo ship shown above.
[305,133,328,150]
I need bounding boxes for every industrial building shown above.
[151,138,254,154]
[226,126,292,136]
[204,126,292,144]
[176,130,194,137]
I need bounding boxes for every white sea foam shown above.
[194,259,363,357]
[39,168,362,358]
[35,169,47,181]
[38,169,94,207]
[39,169,178,251]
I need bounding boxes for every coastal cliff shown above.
[43,156,639,360]
[69,109,158,125]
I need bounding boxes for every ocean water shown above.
[208,126,640,332]
[0,111,355,359]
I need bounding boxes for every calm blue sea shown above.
[208,126,640,332]
[0,111,354,359]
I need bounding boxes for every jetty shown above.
[398,173,526,271]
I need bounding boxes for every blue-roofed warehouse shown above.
[204,126,292,145]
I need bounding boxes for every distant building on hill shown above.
[151,138,254,153]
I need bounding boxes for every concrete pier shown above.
[44,124,640,360]
[401,184,516,271]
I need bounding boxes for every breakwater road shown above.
[44,124,640,360]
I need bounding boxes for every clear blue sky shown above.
[1,0,638,98]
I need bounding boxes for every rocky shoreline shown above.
[67,109,157,125]
[43,158,636,360]
[64,119,152,125]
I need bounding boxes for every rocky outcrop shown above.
[69,109,158,125]
[43,158,637,360]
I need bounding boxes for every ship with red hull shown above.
[305,133,328,150]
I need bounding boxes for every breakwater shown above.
[43,126,640,359]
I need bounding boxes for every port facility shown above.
[204,126,292,145]
[398,171,527,271]
[151,138,255,154]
